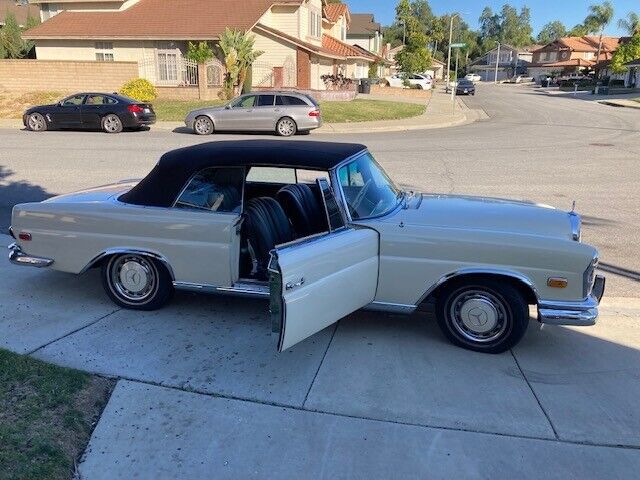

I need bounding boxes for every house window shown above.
[95,42,114,62]
[309,9,321,38]
[41,3,59,21]
[156,43,179,83]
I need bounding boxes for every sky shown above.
[344,0,637,37]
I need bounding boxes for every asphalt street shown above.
[1,83,639,297]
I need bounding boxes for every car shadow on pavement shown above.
[0,166,55,232]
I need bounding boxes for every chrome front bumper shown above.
[8,243,54,268]
[538,275,605,326]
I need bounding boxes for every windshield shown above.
[337,152,402,220]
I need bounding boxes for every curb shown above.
[598,100,640,110]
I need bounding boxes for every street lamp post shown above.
[445,13,460,87]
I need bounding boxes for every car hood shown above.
[44,181,138,204]
[25,104,57,113]
[188,106,226,116]
[397,193,574,240]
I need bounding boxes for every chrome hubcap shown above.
[449,290,508,343]
[109,255,157,303]
[278,119,295,136]
[29,114,44,131]
[104,115,120,132]
[195,117,212,134]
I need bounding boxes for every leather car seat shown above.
[244,197,294,279]
[277,184,325,238]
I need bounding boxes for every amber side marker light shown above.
[18,232,32,241]
[547,277,568,288]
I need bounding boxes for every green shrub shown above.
[120,78,157,102]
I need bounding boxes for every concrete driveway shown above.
[2,83,640,477]
[2,230,640,478]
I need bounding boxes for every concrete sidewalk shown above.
[599,98,640,110]
[0,91,478,134]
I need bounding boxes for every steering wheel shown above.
[351,179,372,213]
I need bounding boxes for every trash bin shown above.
[360,78,371,94]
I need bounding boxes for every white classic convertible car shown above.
[9,141,605,354]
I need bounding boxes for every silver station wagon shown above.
[9,141,605,354]
[185,92,322,137]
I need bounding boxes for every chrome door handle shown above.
[285,278,305,290]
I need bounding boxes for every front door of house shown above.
[296,49,311,89]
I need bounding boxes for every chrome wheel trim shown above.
[449,289,508,343]
[194,116,213,135]
[103,114,121,132]
[108,255,158,304]
[28,113,45,131]
[277,118,296,136]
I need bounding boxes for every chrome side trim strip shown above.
[8,243,54,268]
[416,267,541,305]
[364,301,416,314]
[80,248,175,280]
[173,281,269,299]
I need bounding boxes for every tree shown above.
[618,12,640,36]
[479,7,500,46]
[537,21,567,44]
[186,41,214,64]
[568,23,589,36]
[478,5,533,49]
[610,32,640,74]
[217,28,264,98]
[583,1,614,76]
[0,12,26,58]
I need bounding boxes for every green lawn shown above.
[152,98,425,123]
[0,349,114,480]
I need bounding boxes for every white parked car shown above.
[9,141,605,354]
[465,73,482,82]
[384,73,433,90]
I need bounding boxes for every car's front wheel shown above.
[102,114,123,133]
[102,254,173,310]
[435,279,529,354]
[193,115,214,135]
[276,117,297,137]
[27,112,47,132]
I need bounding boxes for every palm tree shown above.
[618,12,640,35]
[584,1,614,77]
[218,28,264,98]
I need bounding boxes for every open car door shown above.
[269,228,379,352]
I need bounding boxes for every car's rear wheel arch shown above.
[276,116,297,137]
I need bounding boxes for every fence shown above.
[0,60,138,93]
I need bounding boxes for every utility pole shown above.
[494,42,501,84]
[453,48,459,113]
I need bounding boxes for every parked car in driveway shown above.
[9,140,605,354]
[383,74,433,90]
[24,93,156,133]
[465,73,482,82]
[185,91,321,137]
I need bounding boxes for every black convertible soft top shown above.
[119,140,367,208]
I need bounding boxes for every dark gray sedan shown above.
[185,91,322,137]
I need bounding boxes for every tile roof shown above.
[323,3,349,23]
[254,23,345,60]
[348,13,381,35]
[0,0,39,27]
[538,36,621,53]
[23,0,302,40]
[322,34,374,60]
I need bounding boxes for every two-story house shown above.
[22,0,375,94]
[528,36,620,79]
[468,44,540,81]
[343,13,391,77]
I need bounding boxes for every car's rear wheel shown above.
[435,279,529,354]
[193,115,214,135]
[27,112,47,132]
[276,117,297,137]
[102,254,173,310]
[102,114,123,133]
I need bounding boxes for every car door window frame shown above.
[61,94,86,107]
[172,166,245,215]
